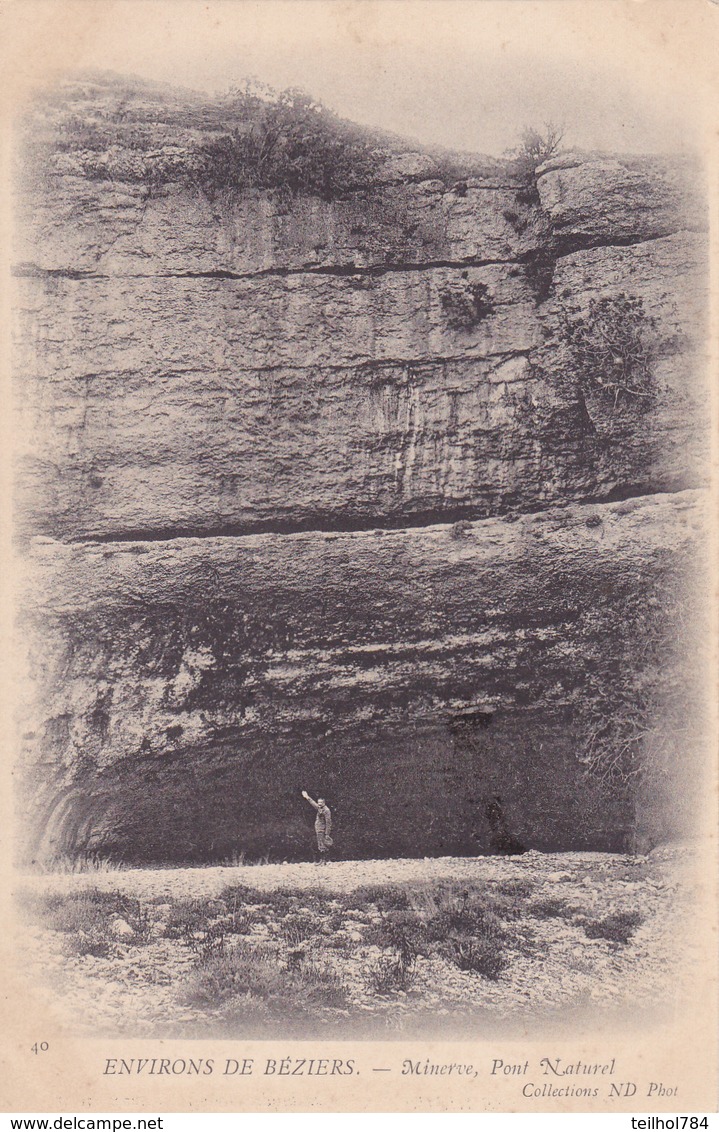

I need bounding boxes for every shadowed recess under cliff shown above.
[17,492,708,863]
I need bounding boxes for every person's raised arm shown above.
[301,790,319,810]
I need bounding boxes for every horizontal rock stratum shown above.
[18,490,708,862]
[13,74,711,863]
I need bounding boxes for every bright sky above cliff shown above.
[6,0,713,157]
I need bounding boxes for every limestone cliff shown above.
[13,74,710,862]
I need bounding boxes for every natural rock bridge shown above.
[13,74,710,864]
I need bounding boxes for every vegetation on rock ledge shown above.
[561,293,660,411]
[195,84,383,200]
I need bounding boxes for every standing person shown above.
[301,791,333,863]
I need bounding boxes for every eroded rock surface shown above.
[18,491,707,861]
[13,76,710,863]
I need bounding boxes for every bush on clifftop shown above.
[196,84,382,199]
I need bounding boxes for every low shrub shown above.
[69,932,112,958]
[220,888,269,934]
[402,887,509,979]
[582,911,644,945]
[41,83,384,201]
[280,912,320,947]
[420,889,501,940]
[184,922,227,964]
[346,884,410,911]
[164,899,214,940]
[446,935,507,980]
[184,944,284,1006]
[39,889,153,952]
[484,894,524,922]
[294,958,348,1008]
[42,894,110,936]
[487,878,535,901]
[404,881,465,917]
[366,954,416,994]
[529,898,576,921]
[162,897,229,961]
[184,943,347,1013]
[362,887,509,983]
[368,911,428,962]
[223,908,255,935]
[195,85,381,201]
[220,884,299,916]
[439,279,494,330]
[560,293,659,410]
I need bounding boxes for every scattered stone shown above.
[110,918,134,939]
[418,179,445,194]
[18,850,687,1037]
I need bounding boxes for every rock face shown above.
[13,76,710,863]
[535,152,705,246]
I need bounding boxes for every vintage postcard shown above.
[1,0,717,1115]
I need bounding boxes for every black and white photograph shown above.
[2,0,717,1116]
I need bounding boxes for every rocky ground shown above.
[15,846,699,1040]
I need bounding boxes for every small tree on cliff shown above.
[509,122,566,178]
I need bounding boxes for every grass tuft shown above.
[344,884,410,911]
[184,943,347,1014]
[529,897,576,921]
[582,911,644,945]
